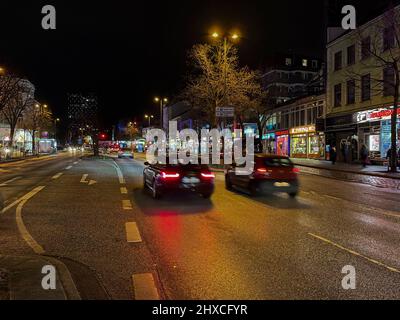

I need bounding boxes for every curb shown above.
[43,256,81,300]
[293,163,400,181]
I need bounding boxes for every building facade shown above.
[67,93,98,144]
[261,53,325,106]
[262,94,326,159]
[326,5,400,163]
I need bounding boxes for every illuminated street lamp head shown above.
[154,97,160,102]
[163,98,168,103]
[0,67,5,74]
[145,114,149,118]
[212,32,219,38]
[43,104,48,109]
[231,33,239,40]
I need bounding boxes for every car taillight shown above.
[292,167,300,173]
[161,172,180,179]
[201,172,215,179]
[256,168,268,174]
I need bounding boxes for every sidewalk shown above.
[0,255,81,300]
[292,158,400,180]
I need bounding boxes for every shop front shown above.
[275,130,290,156]
[262,132,276,154]
[355,107,400,161]
[289,125,325,159]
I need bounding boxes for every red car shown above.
[225,154,300,197]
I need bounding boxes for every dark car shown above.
[225,154,300,197]
[143,161,215,199]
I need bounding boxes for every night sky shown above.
[0,0,396,135]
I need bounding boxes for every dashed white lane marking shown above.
[65,166,73,170]
[52,172,63,180]
[80,174,89,183]
[122,199,133,210]
[125,222,142,243]
[0,176,21,186]
[308,233,400,274]
[73,161,78,165]
[120,187,128,194]
[132,273,160,300]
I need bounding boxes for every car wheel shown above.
[289,192,298,198]
[225,175,233,190]
[152,180,161,199]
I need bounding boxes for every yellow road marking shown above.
[52,172,63,180]
[132,273,160,300]
[308,233,400,274]
[15,186,46,254]
[125,222,142,243]
[122,199,133,210]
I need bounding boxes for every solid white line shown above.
[308,233,400,274]
[120,187,128,194]
[132,273,160,300]
[101,160,126,184]
[65,166,73,170]
[125,222,142,243]
[122,199,133,210]
[52,172,63,180]
[0,176,21,186]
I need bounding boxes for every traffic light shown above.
[99,133,107,140]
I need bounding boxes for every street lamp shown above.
[144,114,154,127]
[0,67,5,75]
[54,118,60,142]
[154,96,168,129]
[210,30,240,128]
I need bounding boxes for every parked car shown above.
[225,154,300,197]
[143,160,215,199]
[118,148,134,159]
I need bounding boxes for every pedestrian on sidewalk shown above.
[386,147,392,171]
[331,146,337,165]
[360,144,369,168]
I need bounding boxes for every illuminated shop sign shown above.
[355,108,400,123]
[275,130,289,136]
[289,125,316,135]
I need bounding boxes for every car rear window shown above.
[262,158,293,167]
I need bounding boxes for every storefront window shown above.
[308,133,325,158]
[276,135,289,156]
[291,134,307,157]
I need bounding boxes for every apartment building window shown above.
[347,45,355,65]
[361,74,371,101]
[383,66,395,96]
[334,51,342,71]
[383,26,395,51]
[361,37,371,59]
[285,58,292,66]
[334,83,342,107]
[346,80,356,105]
[302,59,308,67]
[312,60,318,69]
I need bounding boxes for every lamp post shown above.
[144,114,154,127]
[211,31,240,128]
[154,97,168,129]
[54,118,60,143]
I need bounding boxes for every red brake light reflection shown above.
[293,168,300,173]
[256,168,267,173]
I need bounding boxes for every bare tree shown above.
[0,79,35,148]
[21,103,53,154]
[0,75,21,113]
[181,41,264,128]
[346,6,400,172]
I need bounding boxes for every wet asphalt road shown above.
[1,152,400,299]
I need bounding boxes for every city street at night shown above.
[1,152,400,300]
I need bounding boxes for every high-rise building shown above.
[67,93,98,144]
